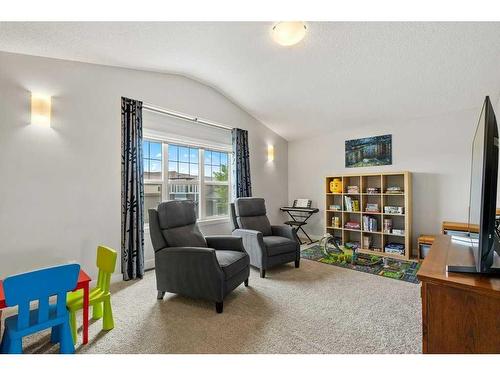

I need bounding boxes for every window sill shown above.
[199,217,231,226]
[144,217,230,232]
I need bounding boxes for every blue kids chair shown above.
[0,264,80,354]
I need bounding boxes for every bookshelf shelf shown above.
[325,171,412,260]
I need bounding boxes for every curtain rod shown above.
[142,103,233,131]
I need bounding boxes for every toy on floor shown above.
[319,233,344,257]
[318,233,382,267]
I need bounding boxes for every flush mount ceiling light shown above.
[272,21,307,46]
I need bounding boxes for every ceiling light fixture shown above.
[272,22,307,47]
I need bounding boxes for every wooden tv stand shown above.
[417,235,500,353]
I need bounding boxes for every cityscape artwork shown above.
[345,134,392,168]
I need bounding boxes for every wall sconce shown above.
[267,145,275,162]
[31,93,51,127]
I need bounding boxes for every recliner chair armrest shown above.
[205,236,245,252]
[154,247,225,301]
[232,229,263,242]
[271,225,299,243]
[155,246,223,274]
[232,228,266,258]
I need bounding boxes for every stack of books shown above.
[344,221,361,230]
[347,186,360,194]
[365,203,380,213]
[362,215,378,232]
[344,196,360,212]
[384,206,404,214]
[366,187,380,194]
[385,186,404,194]
[384,242,405,255]
[329,204,342,211]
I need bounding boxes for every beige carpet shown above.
[5,259,422,354]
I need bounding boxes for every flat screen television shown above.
[447,96,500,274]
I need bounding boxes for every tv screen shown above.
[467,96,498,272]
[468,101,485,259]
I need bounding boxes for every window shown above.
[204,150,229,217]
[143,141,162,180]
[143,140,164,223]
[143,139,231,223]
[168,145,200,216]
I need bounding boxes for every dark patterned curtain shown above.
[121,97,144,281]
[231,128,252,198]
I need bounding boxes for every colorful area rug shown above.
[301,245,421,284]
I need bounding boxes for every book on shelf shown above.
[385,186,404,194]
[391,229,405,235]
[352,200,359,212]
[362,215,378,232]
[344,196,360,212]
[344,221,361,230]
[366,187,380,194]
[365,203,380,213]
[347,185,360,194]
[384,206,404,214]
[329,204,342,211]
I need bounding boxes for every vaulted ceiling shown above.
[1,22,500,140]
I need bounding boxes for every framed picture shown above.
[345,134,392,168]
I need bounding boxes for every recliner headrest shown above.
[157,200,197,229]
[234,197,266,217]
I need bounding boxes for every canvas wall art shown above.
[345,134,392,168]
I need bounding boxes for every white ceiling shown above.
[1,22,500,141]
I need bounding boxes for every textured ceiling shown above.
[1,22,500,140]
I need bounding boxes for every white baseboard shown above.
[145,258,155,271]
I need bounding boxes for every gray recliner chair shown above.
[231,197,300,278]
[148,200,250,313]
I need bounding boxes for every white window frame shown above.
[143,130,232,225]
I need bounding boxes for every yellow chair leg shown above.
[92,302,103,320]
[102,298,114,331]
[70,311,77,345]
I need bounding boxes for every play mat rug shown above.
[301,245,421,284]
